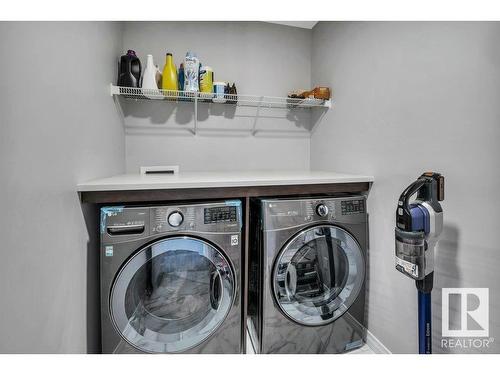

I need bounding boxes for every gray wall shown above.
[121,22,312,172]
[310,22,500,353]
[2,20,499,354]
[0,22,125,353]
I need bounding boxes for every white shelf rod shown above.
[109,85,330,110]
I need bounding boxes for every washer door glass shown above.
[273,225,365,326]
[110,237,235,353]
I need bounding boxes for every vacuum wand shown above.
[395,172,444,354]
[417,274,433,354]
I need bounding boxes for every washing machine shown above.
[248,196,368,354]
[100,200,243,354]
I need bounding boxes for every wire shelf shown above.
[110,84,331,109]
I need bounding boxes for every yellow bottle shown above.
[162,53,178,96]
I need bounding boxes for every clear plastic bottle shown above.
[184,51,199,92]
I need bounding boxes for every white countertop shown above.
[77,170,374,192]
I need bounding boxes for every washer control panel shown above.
[102,202,242,239]
[151,201,242,234]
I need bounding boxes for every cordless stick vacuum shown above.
[395,172,445,354]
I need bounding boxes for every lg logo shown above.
[442,288,489,337]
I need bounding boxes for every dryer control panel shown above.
[261,196,367,231]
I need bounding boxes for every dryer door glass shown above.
[110,237,235,353]
[273,225,364,326]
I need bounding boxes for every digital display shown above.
[204,206,237,224]
[341,199,365,215]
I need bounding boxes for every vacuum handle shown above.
[400,178,427,209]
[397,178,427,231]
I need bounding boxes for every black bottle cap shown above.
[166,53,172,56]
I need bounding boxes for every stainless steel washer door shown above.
[110,236,235,353]
[273,225,365,326]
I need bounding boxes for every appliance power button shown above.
[168,211,184,227]
[316,204,329,217]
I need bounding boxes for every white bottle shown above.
[184,51,199,92]
[141,54,161,99]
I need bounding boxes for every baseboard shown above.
[366,329,392,354]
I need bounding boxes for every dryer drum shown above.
[273,224,365,326]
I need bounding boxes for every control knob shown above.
[316,204,329,217]
[168,211,184,227]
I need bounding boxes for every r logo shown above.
[442,288,489,337]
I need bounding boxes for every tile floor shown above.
[245,331,376,354]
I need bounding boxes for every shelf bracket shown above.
[110,83,120,96]
[112,93,126,129]
[193,94,198,135]
[251,96,264,136]
[310,106,330,135]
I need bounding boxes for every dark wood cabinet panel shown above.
[79,182,370,204]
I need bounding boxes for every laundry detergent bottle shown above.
[117,50,141,87]
[141,54,161,99]
[161,53,178,94]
